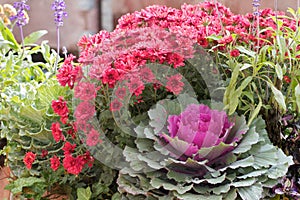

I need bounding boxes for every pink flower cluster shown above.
[54,1,297,150]
[117,2,295,49]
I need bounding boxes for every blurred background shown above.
[2,0,299,52]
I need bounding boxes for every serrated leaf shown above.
[77,187,92,200]
[24,30,48,45]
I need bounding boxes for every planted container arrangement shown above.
[0,0,300,199]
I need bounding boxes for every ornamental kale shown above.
[161,103,244,163]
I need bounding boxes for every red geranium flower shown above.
[230,49,240,57]
[51,97,69,117]
[23,152,36,170]
[102,68,121,87]
[166,74,184,95]
[127,77,145,96]
[50,155,60,171]
[56,54,79,89]
[63,155,85,175]
[51,122,64,142]
[62,142,76,155]
[81,151,94,168]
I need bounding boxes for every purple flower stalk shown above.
[51,0,67,27]
[10,0,30,48]
[51,0,67,69]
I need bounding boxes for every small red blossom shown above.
[283,75,291,84]
[127,77,145,96]
[197,37,209,48]
[67,123,77,139]
[63,155,85,175]
[23,152,36,170]
[74,101,95,122]
[102,68,121,87]
[50,155,60,171]
[218,35,233,45]
[166,74,184,95]
[81,151,94,168]
[41,150,48,158]
[115,87,127,99]
[74,82,98,101]
[230,49,240,57]
[166,53,185,68]
[62,142,76,155]
[51,122,64,142]
[56,54,79,89]
[86,129,102,146]
[51,97,69,117]
[139,67,155,82]
[110,99,123,112]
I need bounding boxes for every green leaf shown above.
[175,192,222,200]
[226,156,255,170]
[24,30,48,45]
[268,83,286,111]
[237,184,263,200]
[232,126,259,154]
[236,46,256,57]
[148,104,167,134]
[224,189,237,200]
[0,20,20,50]
[247,96,262,126]
[151,177,193,195]
[77,187,92,200]
[5,177,45,194]
[295,84,300,113]
[274,64,283,80]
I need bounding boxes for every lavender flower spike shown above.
[10,0,30,27]
[51,0,67,27]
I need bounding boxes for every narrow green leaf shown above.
[247,96,262,126]
[295,84,300,113]
[236,46,256,57]
[274,64,283,80]
[24,30,48,45]
[268,83,286,111]
[0,20,20,50]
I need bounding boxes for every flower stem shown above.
[55,26,60,71]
